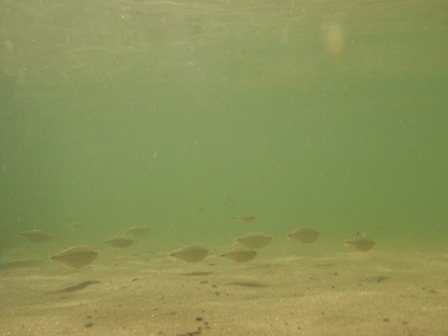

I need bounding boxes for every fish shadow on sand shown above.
[48,280,101,294]
[226,281,268,288]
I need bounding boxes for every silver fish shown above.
[236,232,273,249]
[170,245,208,263]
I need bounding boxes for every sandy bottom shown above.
[1,245,447,336]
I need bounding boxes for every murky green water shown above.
[1,0,447,254]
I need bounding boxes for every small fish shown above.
[19,229,53,243]
[51,245,98,269]
[236,232,273,249]
[367,276,388,283]
[170,245,208,263]
[64,222,85,230]
[287,227,319,244]
[104,235,134,248]
[124,225,151,236]
[345,232,375,252]
[220,247,257,262]
[234,216,255,224]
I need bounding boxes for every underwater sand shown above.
[1,245,447,336]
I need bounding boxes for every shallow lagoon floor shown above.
[1,245,447,336]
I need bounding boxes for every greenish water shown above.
[1,0,448,253]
